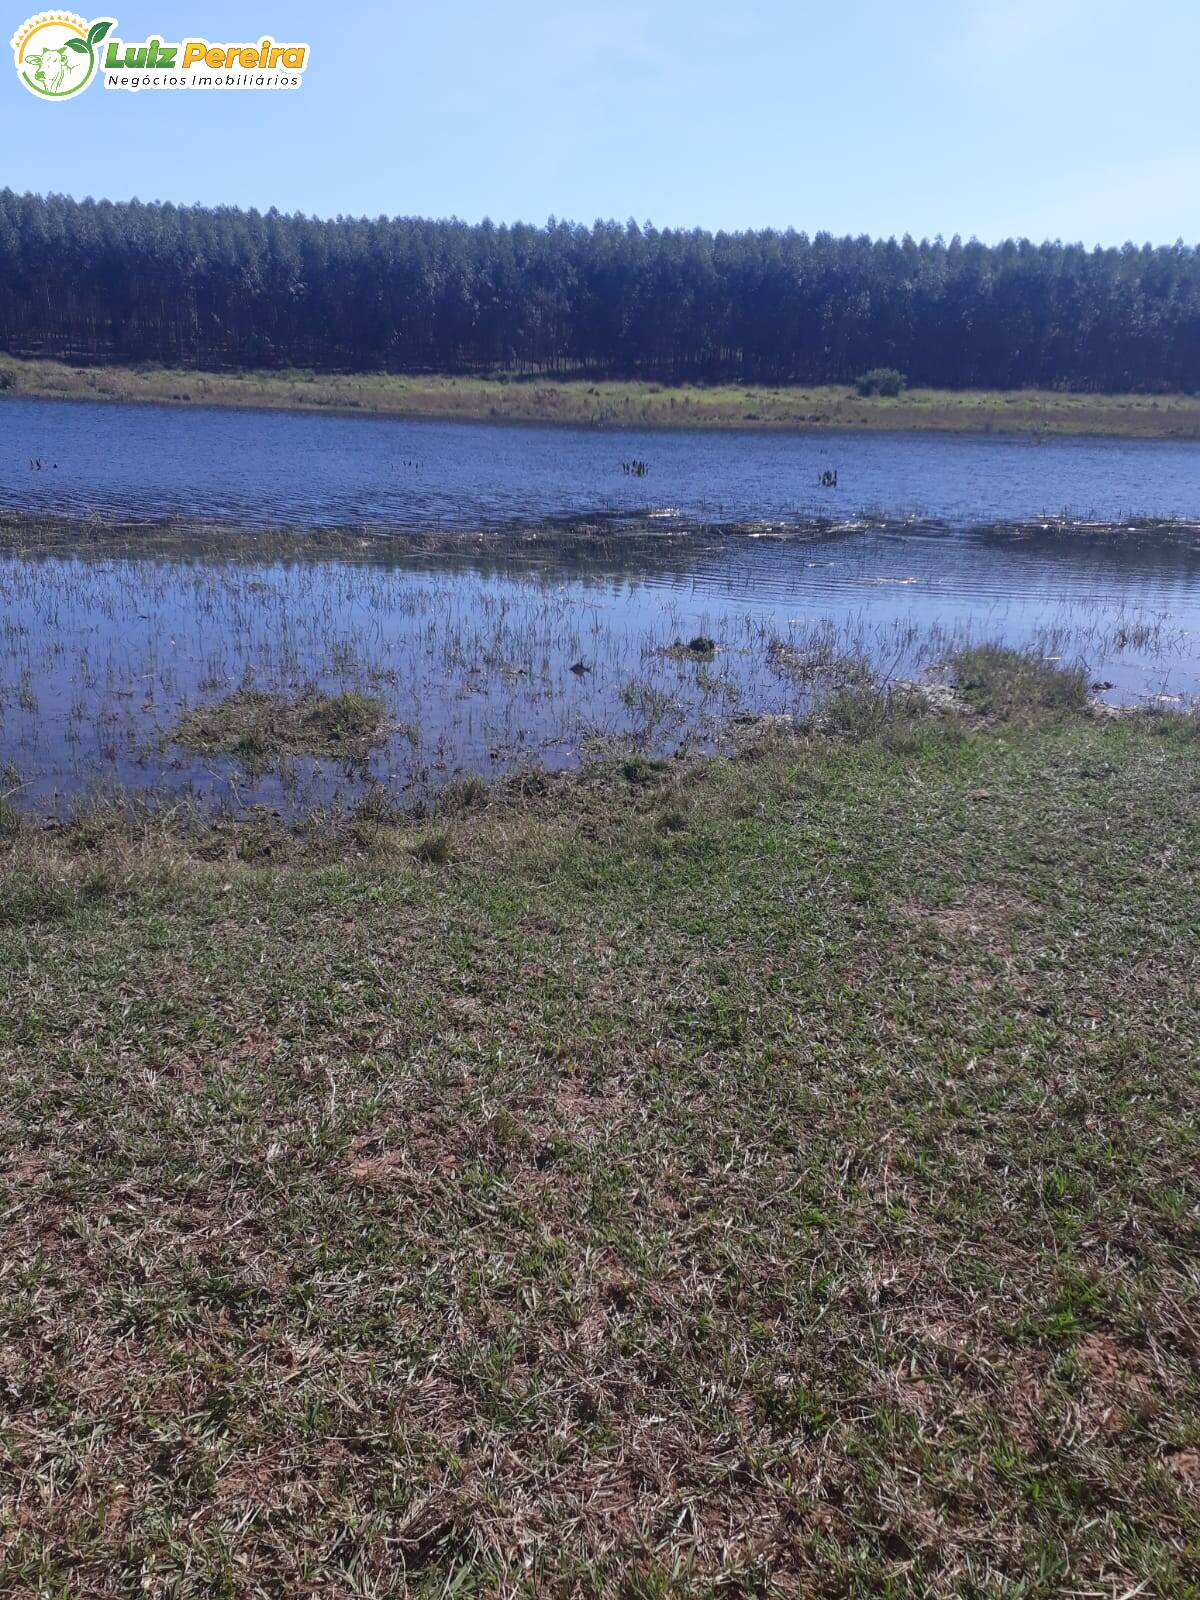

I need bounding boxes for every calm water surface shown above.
[2,394,1199,528]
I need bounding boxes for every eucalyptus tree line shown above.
[1,189,1197,391]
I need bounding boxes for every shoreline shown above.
[4,354,1200,438]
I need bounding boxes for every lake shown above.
[1,396,1198,814]
[3,394,1199,530]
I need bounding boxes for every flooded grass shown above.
[950,644,1092,718]
[0,511,1198,817]
[768,628,875,689]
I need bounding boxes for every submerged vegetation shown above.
[1,512,1198,819]
[1,667,1198,1593]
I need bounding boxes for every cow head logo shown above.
[11,12,113,98]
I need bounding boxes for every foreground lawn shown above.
[5,354,1200,438]
[1,707,1198,1595]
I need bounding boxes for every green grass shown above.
[1,690,1199,1594]
[172,687,389,766]
[951,645,1091,719]
[5,353,1200,437]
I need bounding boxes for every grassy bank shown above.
[1,672,1199,1595]
[5,353,1200,437]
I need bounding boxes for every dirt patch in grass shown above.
[904,886,1029,949]
[1074,1330,1156,1434]
[172,687,388,766]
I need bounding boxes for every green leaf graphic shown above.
[87,20,113,45]
[65,37,89,52]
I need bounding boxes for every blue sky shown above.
[3,0,1197,245]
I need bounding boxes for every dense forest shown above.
[1,189,1198,392]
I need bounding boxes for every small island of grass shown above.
[172,687,388,767]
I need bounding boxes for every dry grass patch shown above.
[903,885,1030,949]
